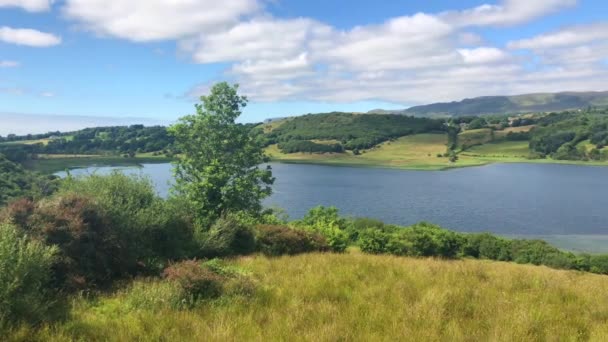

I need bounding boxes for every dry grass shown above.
[12,252,608,341]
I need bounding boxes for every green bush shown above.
[200,216,256,257]
[298,206,349,252]
[0,223,58,325]
[255,225,329,256]
[358,229,389,254]
[60,173,197,263]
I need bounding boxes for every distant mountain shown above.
[368,91,608,117]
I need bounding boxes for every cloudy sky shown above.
[1,0,607,134]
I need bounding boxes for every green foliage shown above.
[278,140,344,154]
[0,223,58,325]
[200,216,256,258]
[467,118,488,130]
[59,173,197,268]
[267,112,444,150]
[169,82,274,226]
[0,154,57,206]
[358,229,390,254]
[297,206,349,252]
[255,225,329,256]
[300,206,347,229]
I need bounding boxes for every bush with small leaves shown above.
[200,216,257,258]
[255,225,329,256]
[0,223,58,325]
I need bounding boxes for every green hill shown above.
[370,91,608,117]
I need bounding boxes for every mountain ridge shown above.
[368,91,608,117]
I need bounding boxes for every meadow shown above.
[10,251,608,341]
[266,133,608,170]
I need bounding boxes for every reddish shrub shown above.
[163,260,224,299]
[2,194,132,290]
[255,225,329,256]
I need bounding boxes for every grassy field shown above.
[267,134,489,170]
[10,251,608,341]
[23,154,173,173]
[267,133,608,170]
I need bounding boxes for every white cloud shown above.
[61,0,606,105]
[0,60,20,67]
[62,0,259,42]
[508,22,608,49]
[40,91,55,97]
[182,18,331,63]
[442,0,577,27]
[0,0,53,12]
[0,26,61,47]
[458,47,509,64]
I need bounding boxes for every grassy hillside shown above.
[266,134,488,170]
[13,252,608,341]
[370,91,608,117]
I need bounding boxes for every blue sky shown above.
[1,0,608,134]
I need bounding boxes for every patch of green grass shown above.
[10,252,608,341]
[268,133,608,170]
[23,154,173,174]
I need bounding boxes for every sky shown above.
[1,0,608,134]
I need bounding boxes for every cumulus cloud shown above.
[62,0,259,41]
[441,0,577,27]
[59,0,605,105]
[508,22,608,49]
[0,26,61,47]
[0,0,53,12]
[0,60,20,67]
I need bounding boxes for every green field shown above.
[23,154,173,173]
[11,251,608,341]
[267,133,608,170]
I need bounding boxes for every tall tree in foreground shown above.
[169,83,274,227]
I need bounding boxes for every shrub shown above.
[298,206,349,252]
[200,216,256,258]
[163,260,224,301]
[255,225,329,256]
[0,223,58,325]
[59,173,196,264]
[358,229,389,254]
[2,194,130,290]
[462,233,512,261]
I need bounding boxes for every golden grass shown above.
[12,252,608,341]
[494,125,536,139]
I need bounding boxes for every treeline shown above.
[277,140,344,153]
[354,218,608,273]
[264,112,445,152]
[0,125,175,161]
[529,112,608,160]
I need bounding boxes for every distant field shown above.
[266,134,486,170]
[15,252,608,341]
[267,132,608,170]
[493,125,535,139]
[463,141,531,158]
[24,154,173,173]
[458,128,494,149]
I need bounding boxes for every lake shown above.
[57,162,608,252]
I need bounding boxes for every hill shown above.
[370,91,608,117]
[15,252,608,341]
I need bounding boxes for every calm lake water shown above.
[57,162,608,251]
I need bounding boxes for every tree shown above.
[169,83,274,227]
